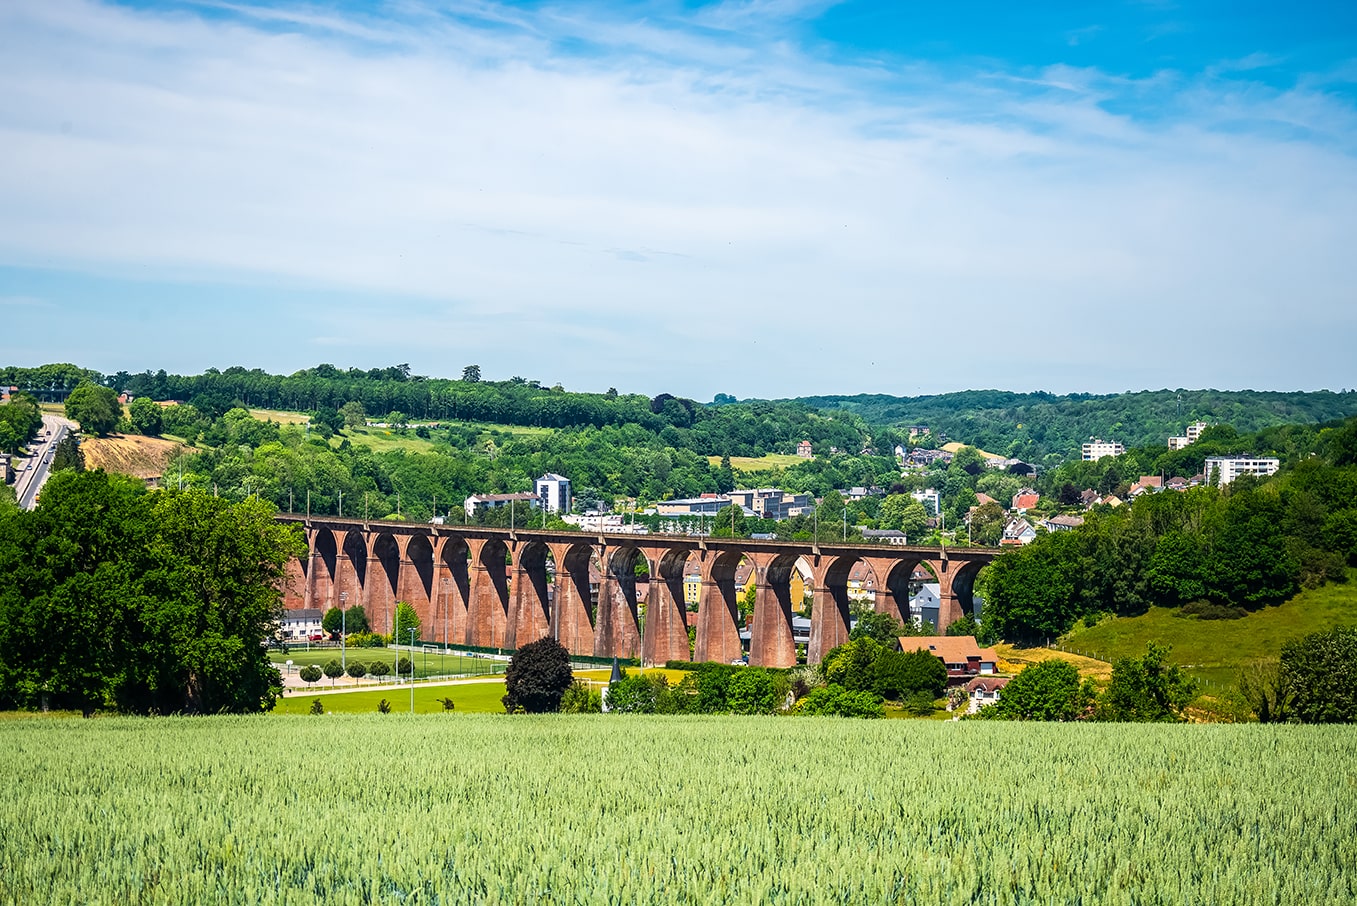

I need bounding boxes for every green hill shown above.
[788,388,1357,463]
[1057,578,1357,687]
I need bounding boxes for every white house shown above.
[279,608,324,640]
[958,676,1011,714]
[1001,517,1037,546]
[464,492,538,520]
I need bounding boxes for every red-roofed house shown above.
[1011,491,1040,513]
[902,636,999,685]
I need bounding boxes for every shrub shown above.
[308,699,324,715]
[1179,600,1246,620]
[560,681,602,714]
[727,668,778,715]
[606,674,666,713]
[902,691,937,717]
[345,662,367,679]
[377,699,391,714]
[298,665,323,685]
[439,697,456,711]
[396,656,413,677]
[794,684,884,718]
[368,660,391,678]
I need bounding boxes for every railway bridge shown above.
[278,516,997,667]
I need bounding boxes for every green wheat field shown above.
[1,716,1353,905]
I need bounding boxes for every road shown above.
[14,414,77,510]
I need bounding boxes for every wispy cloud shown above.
[0,0,1353,396]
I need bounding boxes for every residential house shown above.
[1079,488,1100,508]
[974,492,997,508]
[464,491,538,520]
[1127,476,1163,498]
[279,608,325,640]
[1001,517,1037,546]
[953,676,1011,714]
[904,449,952,469]
[1164,476,1190,491]
[1010,489,1040,513]
[797,440,813,458]
[1041,514,1084,533]
[902,636,1000,685]
[1095,494,1123,508]
[911,488,941,514]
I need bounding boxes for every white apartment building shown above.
[1204,456,1280,486]
[1168,422,1209,451]
[1082,440,1125,461]
[535,473,571,514]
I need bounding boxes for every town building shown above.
[464,491,538,520]
[535,473,571,514]
[797,440,813,458]
[860,528,909,545]
[1203,456,1281,486]
[1010,489,1040,513]
[1082,439,1125,461]
[654,495,733,517]
[911,488,940,514]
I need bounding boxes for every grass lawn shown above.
[707,453,804,472]
[1059,579,1357,680]
[338,426,443,455]
[270,647,507,679]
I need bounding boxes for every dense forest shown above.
[790,389,1357,464]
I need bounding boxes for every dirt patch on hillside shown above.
[81,434,185,480]
[992,643,1114,683]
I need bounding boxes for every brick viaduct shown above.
[278,516,996,667]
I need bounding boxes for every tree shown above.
[981,659,1095,721]
[322,659,345,687]
[461,365,482,383]
[127,397,163,436]
[298,665,323,686]
[385,411,408,431]
[606,673,666,713]
[340,605,370,635]
[368,659,391,678]
[50,435,84,472]
[322,607,343,636]
[945,614,979,637]
[879,495,928,539]
[710,504,748,538]
[1097,643,1198,722]
[850,611,905,647]
[0,471,304,715]
[560,679,603,713]
[393,601,422,642]
[502,636,573,713]
[1237,660,1291,724]
[340,401,366,428]
[345,661,367,680]
[63,381,121,436]
[1279,629,1357,723]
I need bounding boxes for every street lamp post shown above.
[339,591,348,673]
[408,628,417,713]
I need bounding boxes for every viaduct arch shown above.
[280,516,995,667]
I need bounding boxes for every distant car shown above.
[308,633,325,642]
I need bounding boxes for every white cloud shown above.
[0,0,1354,396]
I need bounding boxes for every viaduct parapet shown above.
[278,516,996,667]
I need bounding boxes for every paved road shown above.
[14,414,77,510]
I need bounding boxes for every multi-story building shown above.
[534,473,571,514]
[1204,456,1280,486]
[1168,422,1209,450]
[1082,439,1125,461]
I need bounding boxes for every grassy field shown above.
[337,426,443,455]
[992,643,1114,683]
[2,716,1354,904]
[706,453,804,472]
[248,408,312,425]
[80,434,185,480]
[1060,580,1357,680]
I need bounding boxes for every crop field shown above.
[706,453,803,472]
[1,718,1353,905]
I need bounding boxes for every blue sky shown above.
[1,0,1355,399]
